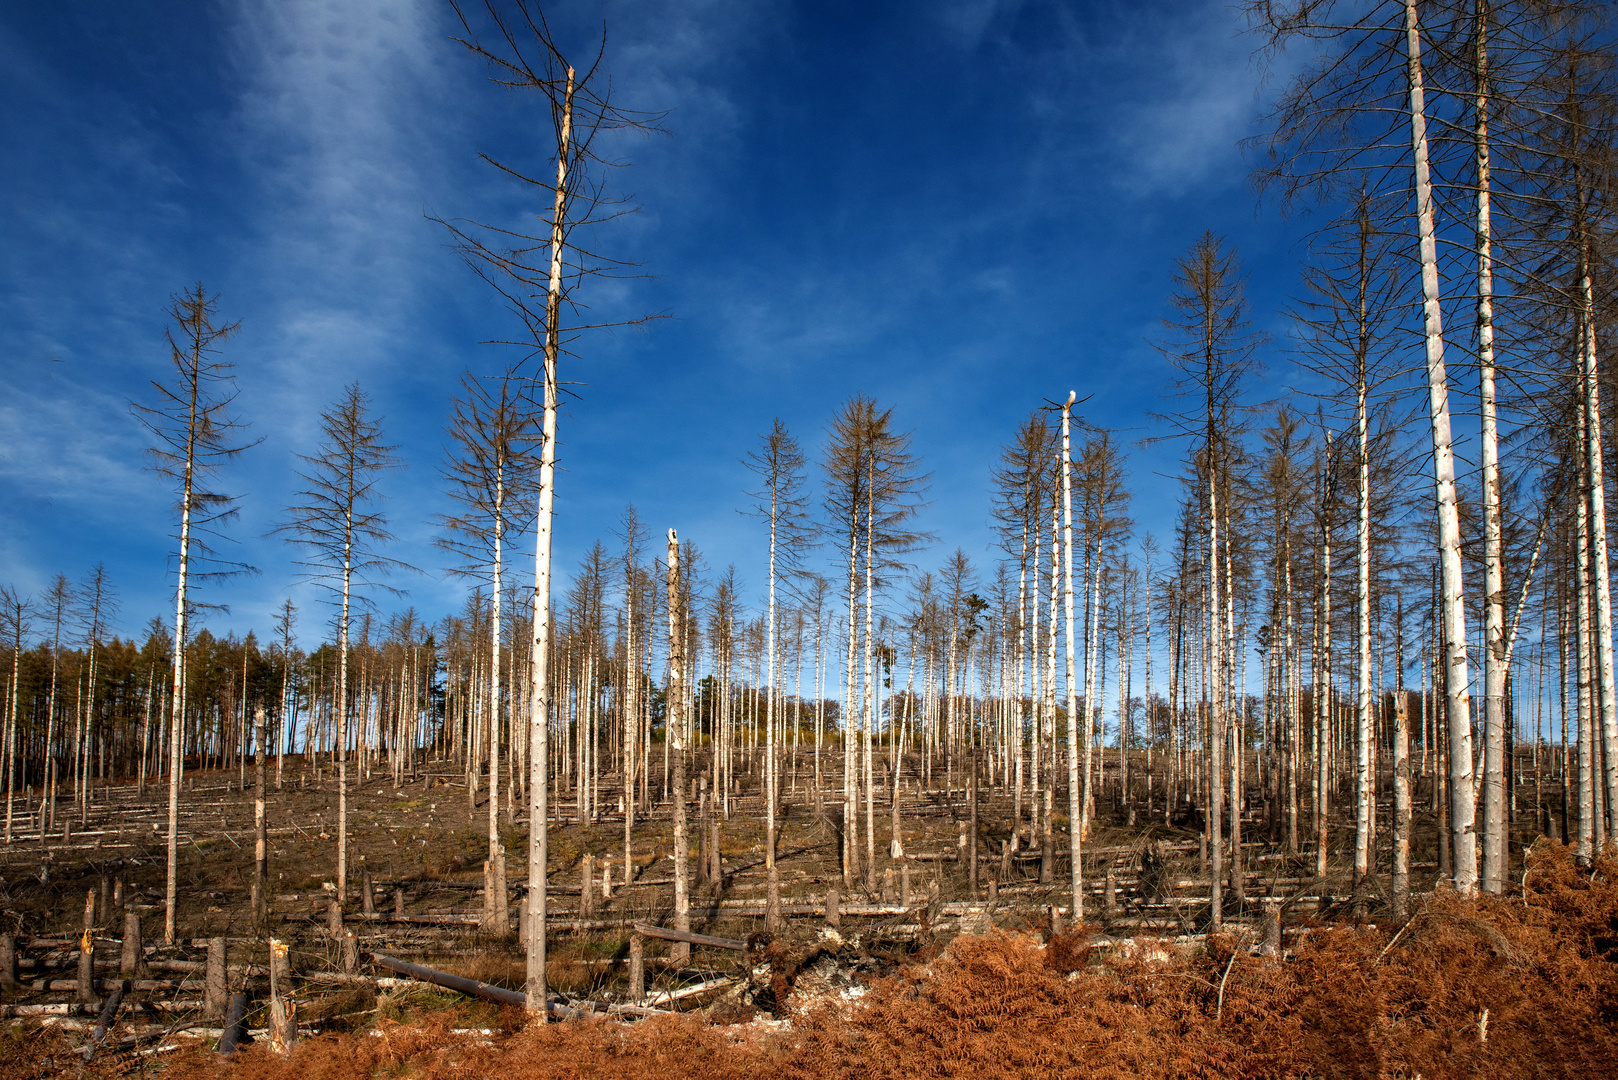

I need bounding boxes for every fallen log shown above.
[368,955,664,1019]
[371,954,524,1007]
[643,976,734,1008]
[631,922,747,951]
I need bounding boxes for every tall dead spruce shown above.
[745,420,814,931]
[444,0,662,1014]
[276,383,406,904]
[131,285,254,945]
[438,371,539,930]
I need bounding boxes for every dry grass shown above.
[89,843,1618,1080]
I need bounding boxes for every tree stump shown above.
[901,863,911,907]
[697,797,710,885]
[1261,899,1282,956]
[0,933,16,986]
[393,888,406,917]
[120,912,144,976]
[710,819,723,882]
[341,929,358,974]
[361,868,375,917]
[581,855,596,920]
[628,935,644,1004]
[825,887,840,930]
[76,929,95,1002]
[326,897,343,938]
[269,937,298,1055]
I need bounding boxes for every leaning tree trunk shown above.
[1404,0,1476,894]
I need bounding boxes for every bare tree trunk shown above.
[1404,0,1476,894]
[1207,454,1225,932]
[1315,455,1332,883]
[765,480,781,932]
[165,432,195,946]
[1060,394,1084,919]
[623,573,636,890]
[524,62,574,1018]
[1354,294,1375,906]
[1474,0,1508,895]
[485,460,507,932]
[1578,253,1618,841]
[667,530,691,964]
[1394,684,1412,918]
[253,706,267,927]
[337,528,351,903]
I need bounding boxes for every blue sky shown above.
[0,0,1329,647]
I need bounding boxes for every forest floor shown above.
[1,754,1610,1078]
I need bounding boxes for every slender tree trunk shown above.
[1207,452,1224,930]
[1577,453,1596,859]
[862,459,878,893]
[667,530,691,964]
[766,477,781,931]
[1394,611,1411,917]
[1577,240,1618,841]
[164,372,201,946]
[1405,0,1477,893]
[485,462,508,931]
[1060,395,1084,918]
[253,705,268,926]
[1474,0,1508,895]
[1354,278,1375,906]
[337,506,353,902]
[524,63,574,1016]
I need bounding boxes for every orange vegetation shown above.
[30,844,1618,1080]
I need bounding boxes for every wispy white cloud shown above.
[223,0,459,402]
[1012,1,1268,203]
[0,377,157,511]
